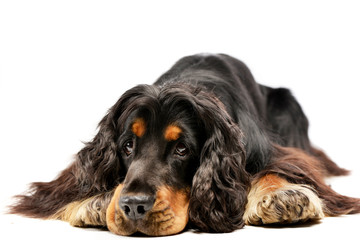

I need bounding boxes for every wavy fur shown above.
[10,53,360,235]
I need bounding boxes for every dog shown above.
[10,53,360,236]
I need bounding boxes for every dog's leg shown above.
[52,190,114,227]
[243,174,324,225]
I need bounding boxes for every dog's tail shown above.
[310,147,350,176]
[319,185,360,216]
[310,147,360,215]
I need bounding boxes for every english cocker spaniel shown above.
[11,54,360,236]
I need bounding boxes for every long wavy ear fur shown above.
[9,85,155,219]
[9,112,122,218]
[188,93,250,232]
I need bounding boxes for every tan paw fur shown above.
[244,175,325,225]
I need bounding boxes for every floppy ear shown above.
[9,111,122,218]
[10,85,153,218]
[188,95,250,232]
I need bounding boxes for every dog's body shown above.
[11,54,360,236]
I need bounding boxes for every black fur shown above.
[10,53,358,234]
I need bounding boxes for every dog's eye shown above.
[123,140,134,156]
[175,142,189,157]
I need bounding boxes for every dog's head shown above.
[76,84,250,236]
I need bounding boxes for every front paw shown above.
[53,196,107,227]
[244,184,325,225]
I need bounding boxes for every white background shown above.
[1,1,360,239]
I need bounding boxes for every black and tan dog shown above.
[11,54,360,236]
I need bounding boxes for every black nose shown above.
[119,195,155,220]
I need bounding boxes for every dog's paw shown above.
[244,184,325,225]
[53,196,107,227]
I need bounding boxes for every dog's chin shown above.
[106,184,190,236]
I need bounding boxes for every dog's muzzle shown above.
[106,184,190,236]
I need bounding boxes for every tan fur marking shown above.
[255,174,288,193]
[106,184,132,235]
[164,125,182,141]
[244,174,325,225]
[106,184,189,236]
[131,118,146,137]
[148,186,190,236]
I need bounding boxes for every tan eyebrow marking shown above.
[131,118,146,137]
[164,125,182,141]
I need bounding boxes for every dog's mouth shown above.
[106,184,190,236]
